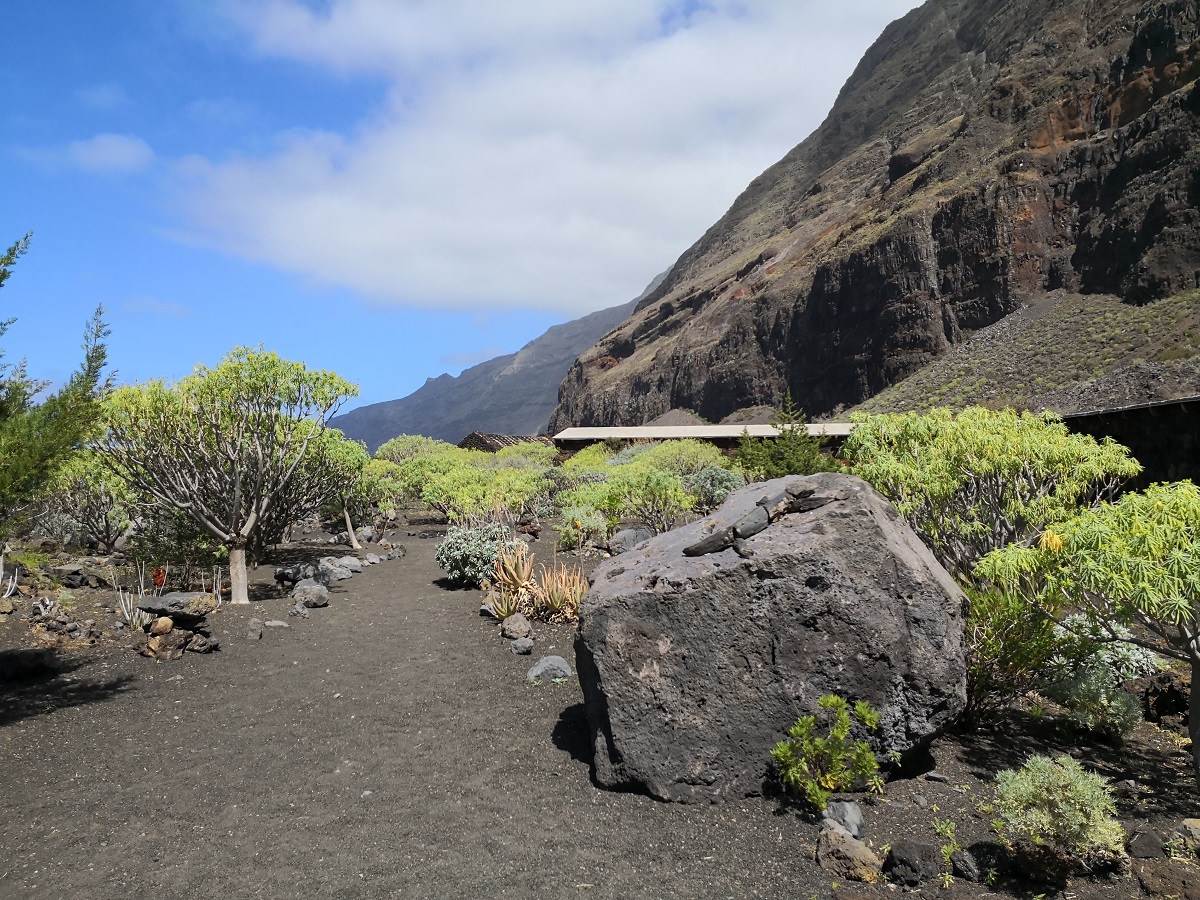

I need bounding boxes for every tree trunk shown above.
[229,545,250,604]
[343,505,362,550]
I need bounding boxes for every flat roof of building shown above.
[552,423,855,441]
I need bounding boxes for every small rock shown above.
[480,602,495,617]
[885,841,942,887]
[912,794,928,808]
[824,800,864,838]
[292,579,329,608]
[1129,827,1167,859]
[387,545,406,559]
[816,821,883,883]
[606,528,655,555]
[527,655,572,682]
[510,637,534,655]
[337,556,363,573]
[149,616,174,636]
[364,553,380,565]
[950,849,982,882]
[247,618,264,641]
[185,633,219,653]
[263,620,290,628]
[924,771,949,783]
[500,613,532,640]
[289,601,310,619]
[0,597,13,615]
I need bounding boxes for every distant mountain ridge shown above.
[548,0,1200,430]
[330,276,662,450]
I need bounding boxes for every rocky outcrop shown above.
[548,0,1200,430]
[331,277,660,450]
[575,473,967,803]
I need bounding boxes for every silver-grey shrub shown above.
[435,523,517,587]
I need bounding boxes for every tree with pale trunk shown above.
[100,347,357,604]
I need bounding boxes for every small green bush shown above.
[633,439,729,477]
[738,394,840,481]
[771,694,883,811]
[993,755,1125,864]
[684,466,744,513]
[435,523,518,587]
[557,504,609,550]
[1042,615,1161,736]
[1046,667,1143,736]
[962,586,1069,724]
[605,467,693,534]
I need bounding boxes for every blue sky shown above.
[1,0,918,411]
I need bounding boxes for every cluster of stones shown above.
[814,787,1200,895]
[131,592,221,661]
[274,548,404,621]
[484,611,573,683]
[28,597,104,643]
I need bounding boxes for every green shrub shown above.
[846,406,1140,580]
[771,694,883,811]
[1041,615,1160,736]
[738,394,841,481]
[993,755,1125,864]
[608,442,655,467]
[557,504,609,550]
[605,467,693,534]
[561,443,614,473]
[1045,667,1143,736]
[684,466,744,513]
[634,439,729,476]
[434,523,518,587]
[962,586,1070,723]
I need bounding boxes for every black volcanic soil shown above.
[0,534,1194,899]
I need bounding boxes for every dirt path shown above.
[0,538,827,899]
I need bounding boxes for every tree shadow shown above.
[0,649,136,727]
[551,702,593,766]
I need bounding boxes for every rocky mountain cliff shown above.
[548,0,1200,430]
[331,278,660,450]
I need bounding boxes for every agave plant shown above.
[490,542,536,617]
[534,560,588,623]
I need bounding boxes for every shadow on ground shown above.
[0,649,135,727]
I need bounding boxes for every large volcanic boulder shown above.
[575,472,966,803]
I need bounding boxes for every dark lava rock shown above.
[606,528,655,555]
[885,841,943,887]
[510,637,534,656]
[137,592,218,629]
[575,473,966,802]
[1129,826,1168,859]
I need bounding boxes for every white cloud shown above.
[68,134,155,173]
[181,0,921,315]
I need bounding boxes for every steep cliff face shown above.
[548,0,1200,430]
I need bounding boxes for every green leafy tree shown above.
[738,393,841,481]
[100,347,357,604]
[977,481,1200,781]
[845,407,1140,581]
[0,234,112,537]
[40,449,137,552]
